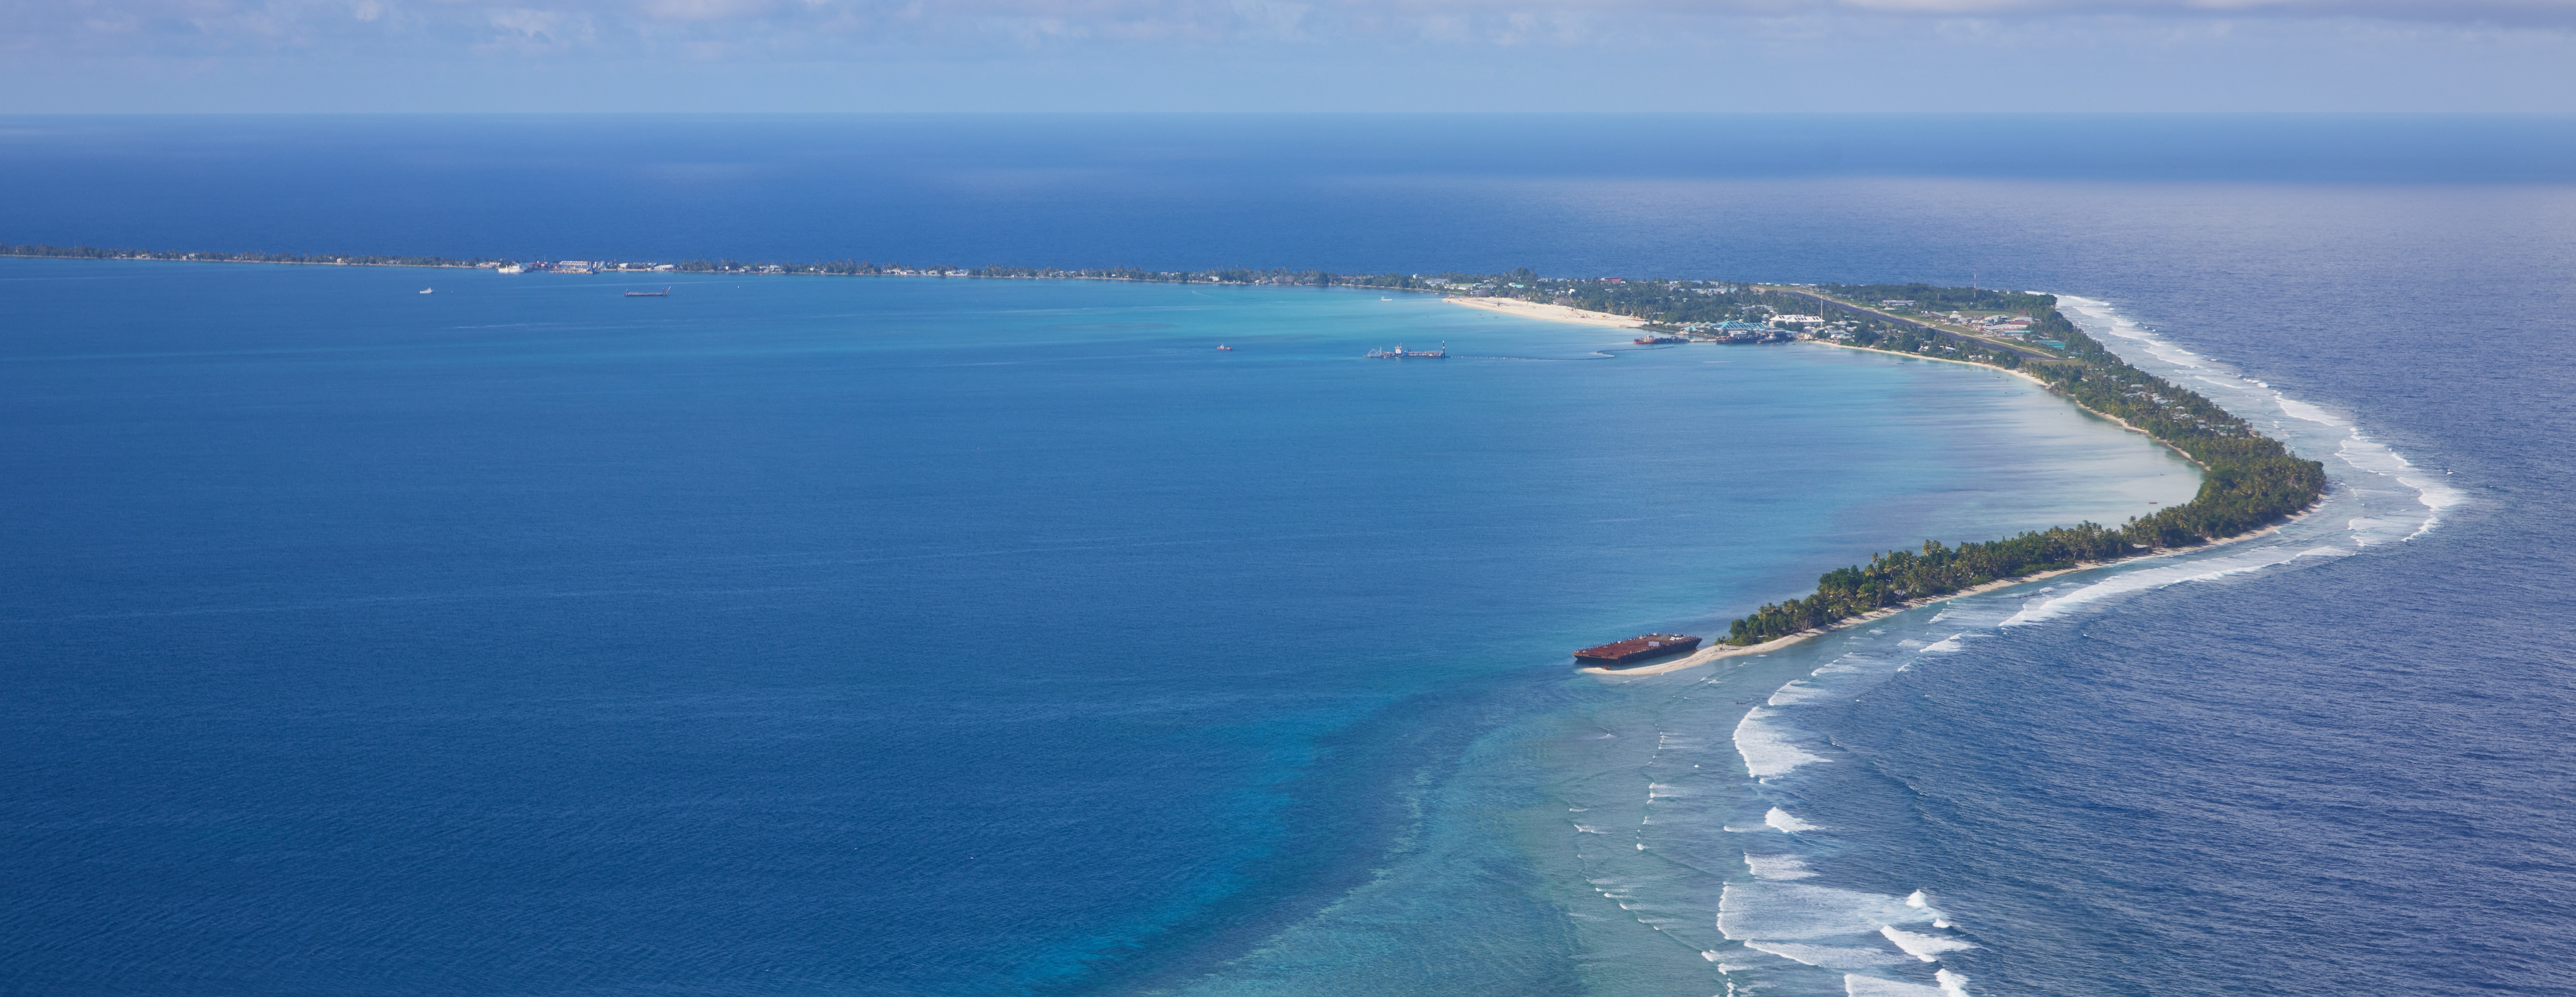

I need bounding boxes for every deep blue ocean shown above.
[3,115,2573,997]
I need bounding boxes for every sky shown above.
[3,0,2574,112]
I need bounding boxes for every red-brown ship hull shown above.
[1573,633,1704,665]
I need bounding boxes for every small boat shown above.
[1381,297,1393,301]
[625,288,670,298]
[418,288,434,294]
[1216,345,1234,351]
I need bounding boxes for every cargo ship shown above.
[625,288,670,297]
[1573,633,1704,665]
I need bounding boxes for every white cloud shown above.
[2,0,2570,57]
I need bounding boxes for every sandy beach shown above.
[1444,292,2210,474]
[1576,503,2312,680]
[1574,564,2103,678]
[1813,340,2221,470]
[1443,289,2307,681]
[1444,296,1645,328]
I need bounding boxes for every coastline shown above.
[1812,340,2215,471]
[1466,296,2315,678]
[1573,565,2095,678]
[1578,508,2311,679]
[1448,290,2217,473]
[22,248,2314,669]
[1442,296,1644,328]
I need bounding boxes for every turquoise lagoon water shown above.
[15,114,2574,997]
[0,258,2196,996]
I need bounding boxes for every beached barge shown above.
[1573,633,1703,665]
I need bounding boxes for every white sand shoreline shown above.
[1573,563,2105,677]
[1432,289,2316,681]
[1812,340,2213,471]
[1443,296,1644,328]
[1442,291,2201,471]
[1577,503,2315,679]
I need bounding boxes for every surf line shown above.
[1492,284,2332,670]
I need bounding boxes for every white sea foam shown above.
[1747,940,1912,969]
[1843,974,1947,996]
[1745,852,1818,880]
[2066,293,2466,542]
[1719,881,1936,941]
[2334,430,2469,540]
[1734,707,1830,778]
[2002,544,2349,626]
[1937,969,1971,996]
[1767,680,1836,705]
[1766,807,1819,833]
[1573,824,1602,834]
[1879,925,1977,961]
[2273,392,2348,427]
[1918,634,1967,653]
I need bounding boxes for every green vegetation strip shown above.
[1720,284,2325,646]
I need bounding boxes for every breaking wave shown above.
[1718,881,1936,942]
[1880,925,1977,961]
[2058,294,2465,543]
[1745,853,1817,880]
[1843,975,1950,997]
[2001,544,2351,627]
[1595,294,2449,997]
[1748,940,1913,969]
[1734,707,1830,778]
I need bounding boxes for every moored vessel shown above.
[1573,633,1703,665]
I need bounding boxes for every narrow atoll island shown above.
[3,243,2324,657]
[1461,278,2327,662]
